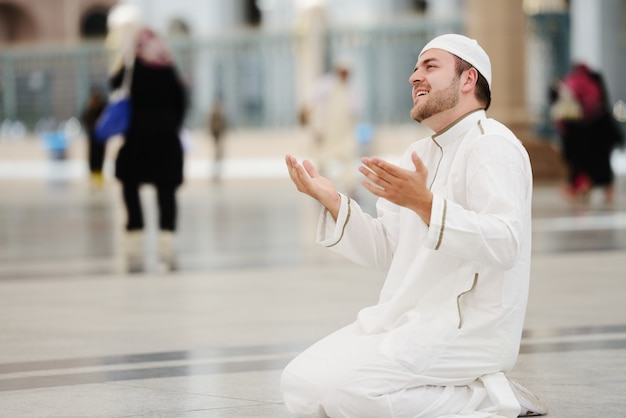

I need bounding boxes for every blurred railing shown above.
[0,43,109,132]
[0,18,461,133]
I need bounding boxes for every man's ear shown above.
[460,67,479,93]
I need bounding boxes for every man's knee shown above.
[281,359,387,418]
[281,360,329,417]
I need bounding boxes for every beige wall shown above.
[2,0,116,44]
[466,0,529,128]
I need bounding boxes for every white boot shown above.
[159,230,176,270]
[125,230,144,272]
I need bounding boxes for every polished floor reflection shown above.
[1,140,626,417]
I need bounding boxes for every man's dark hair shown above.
[455,57,491,110]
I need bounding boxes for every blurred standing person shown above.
[81,86,107,188]
[106,4,187,271]
[207,97,228,182]
[303,62,362,195]
[551,63,624,205]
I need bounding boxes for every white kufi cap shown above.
[419,34,492,89]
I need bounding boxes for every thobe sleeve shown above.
[424,137,531,269]
[316,193,397,270]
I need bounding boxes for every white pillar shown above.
[429,0,462,19]
[257,0,296,27]
[569,0,602,68]
[293,5,327,106]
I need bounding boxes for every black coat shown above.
[111,59,187,186]
[559,71,624,186]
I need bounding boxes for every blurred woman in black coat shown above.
[107,8,187,270]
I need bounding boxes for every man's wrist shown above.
[325,192,342,221]
[416,192,433,225]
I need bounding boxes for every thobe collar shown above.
[431,109,486,147]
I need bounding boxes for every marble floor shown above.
[1,138,625,417]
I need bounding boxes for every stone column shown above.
[466,0,568,180]
[465,0,528,129]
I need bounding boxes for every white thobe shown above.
[281,110,533,418]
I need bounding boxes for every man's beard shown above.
[410,77,460,122]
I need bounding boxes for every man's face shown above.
[409,49,460,123]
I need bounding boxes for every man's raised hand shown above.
[359,151,433,224]
[285,154,341,220]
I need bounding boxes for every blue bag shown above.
[94,95,131,142]
[94,57,134,142]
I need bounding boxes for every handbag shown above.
[95,54,134,142]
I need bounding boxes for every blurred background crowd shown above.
[1,0,626,221]
[0,0,623,141]
[0,0,624,235]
